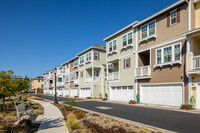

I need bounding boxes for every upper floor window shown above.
[49,80,53,84]
[76,72,79,79]
[80,71,83,77]
[66,75,69,81]
[122,32,133,47]
[141,20,156,40]
[124,58,131,68]
[80,56,84,64]
[86,53,91,61]
[74,59,78,66]
[38,79,40,82]
[156,43,181,65]
[170,10,177,25]
[94,51,99,60]
[58,77,62,82]
[70,73,74,80]
[109,40,117,52]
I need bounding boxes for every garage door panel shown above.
[141,84,183,106]
[80,88,91,98]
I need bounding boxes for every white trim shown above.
[140,82,184,86]
[196,82,200,109]
[137,36,185,53]
[132,0,186,29]
[188,0,191,31]
[76,46,105,56]
[106,52,133,63]
[140,20,156,42]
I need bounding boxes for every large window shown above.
[141,20,156,39]
[170,10,177,25]
[108,40,117,52]
[70,73,74,80]
[80,56,84,64]
[122,32,132,47]
[156,43,181,65]
[94,51,99,60]
[86,53,91,62]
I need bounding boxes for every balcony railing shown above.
[135,66,151,78]
[193,55,200,70]
[85,76,100,83]
[107,72,119,81]
[74,79,79,85]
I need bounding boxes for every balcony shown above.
[107,72,119,81]
[188,55,200,75]
[74,79,79,85]
[85,76,100,83]
[135,66,151,79]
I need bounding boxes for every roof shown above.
[132,0,186,28]
[77,44,106,56]
[103,21,138,41]
[62,56,79,66]
[32,76,43,80]
[183,28,200,36]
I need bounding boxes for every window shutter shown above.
[129,58,130,67]
[177,8,180,23]
[94,51,95,60]
[167,13,170,27]
[124,59,125,69]
[98,52,100,60]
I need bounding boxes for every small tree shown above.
[0,70,15,111]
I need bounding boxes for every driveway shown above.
[30,94,200,133]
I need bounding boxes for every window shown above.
[164,46,172,63]
[109,42,112,52]
[124,58,130,68]
[80,56,84,64]
[38,79,40,82]
[122,35,127,46]
[156,49,162,64]
[86,53,91,61]
[149,21,155,36]
[94,70,99,77]
[174,44,181,61]
[70,73,74,80]
[141,20,156,40]
[50,80,53,84]
[76,72,79,79]
[108,40,117,52]
[66,75,69,81]
[74,59,78,66]
[128,32,132,44]
[58,77,62,82]
[170,10,177,25]
[113,40,117,50]
[80,71,83,77]
[156,43,181,65]
[94,51,99,60]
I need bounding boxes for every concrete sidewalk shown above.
[31,100,69,133]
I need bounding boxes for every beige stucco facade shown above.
[32,77,44,93]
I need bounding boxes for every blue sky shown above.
[0,0,177,78]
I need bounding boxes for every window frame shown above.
[86,52,91,62]
[121,32,133,48]
[155,43,181,65]
[140,20,156,40]
[124,58,130,69]
[108,39,117,53]
[80,56,84,64]
[94,51,98,60]
[170,9,177,26]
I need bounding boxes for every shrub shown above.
[13,97,20,102]
[64,99,77,111]
[74,96,79,98]
[34,103,40,108]
[65,95,69,97]
[22,97,28,102]
[86,97,93,99]
[73,109,85,119]
[102,98,107,101]
[67,113,80,130]
[180,104,193,110]
[129,100,137,104]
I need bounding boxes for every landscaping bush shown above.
[64,99,77,111]
[34,103,40,108]
[65,95,69,97]
[129,100,137,104]
[73,109,85,119]
[22,97,28,102]
[13,97,20,102]
[74,96,79,98]
[102,98,107,101]
[86,97,93,99]
[25,101,31,107]
[180,104,193,110]
[67,113,80,130]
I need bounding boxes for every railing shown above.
[57,82,64,87]
[74,79,79,85]
[85,76,100,83]
[193,55,200,69]
[107,72,119,81]
[135,66,151,78]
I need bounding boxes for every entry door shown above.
[196,83,200,109]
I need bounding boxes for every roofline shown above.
[62,56,78,66]
[183,27,200,36]
[103,21,139,41]
[77,46,106,56]
[132,0,186,29]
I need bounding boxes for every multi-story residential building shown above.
[61,62,71,96]
[184,0,200,109]
[134,0,190,107]
[31,76,44,93]
[68,56,79,97]
[11,75,23,81]
[43,69,55,95]
[104,21,138,102]
[77,44,106,98]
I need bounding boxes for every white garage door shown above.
[63,88,70,96]
[140,84,183,106]
[110,86,134,102]
[70,88,78,97]
[79,88,91,98]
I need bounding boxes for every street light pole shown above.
[54,68,58,104]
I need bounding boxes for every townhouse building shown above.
[43,69,55,95]
[134,0,190,107]
[184,0,200,109]
[31,76,44,93]
[61,61,71,96]
[77,44,106,98]
[104,21,138,102]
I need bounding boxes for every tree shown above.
[0,70,15,111]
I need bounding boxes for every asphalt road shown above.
[30,93,200,133]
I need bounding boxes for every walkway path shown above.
[31,100,69,133]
